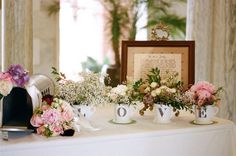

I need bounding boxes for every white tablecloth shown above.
[1,106,236,156]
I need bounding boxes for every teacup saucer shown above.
[109,119,136,125]
[190,120,217,125]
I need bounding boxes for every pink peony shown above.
[30,114,43,127]
[190,81,216,94]
[42,108,61,125]
[197,90,212,100]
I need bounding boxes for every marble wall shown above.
[1,0,59,77]
[187,0,236,123]
[2,0,33,73]
[32,0,59,77]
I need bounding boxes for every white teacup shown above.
[154,103,174,124]
[114,104,132,123]
[194,105,219,124]
[73,105,96,119]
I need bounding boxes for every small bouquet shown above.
[30,95,75,137]
[184,81,222,108]
[0,64,29,100]
[52,67,110,106]
[132,67,190,115]
[108,84,134,105]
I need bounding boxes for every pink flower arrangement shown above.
[0,64,29,100]
[186,81,222,107]
[30,95,75,137]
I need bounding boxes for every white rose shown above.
[144,87,150,93]
[151,90,157,97]
[0,79,13,96]
[155,88,161,95]
[160,85,168,90]
[150,82,157,88]
[112,85,127,96]
[169,88,176,93]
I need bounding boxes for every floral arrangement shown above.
[132,68,190,112]
[183,81,222,108]
[108,84,135,105]
[30,95,74,137]
[0,64,29,100]
[52,67,111,106]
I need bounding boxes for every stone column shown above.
[186,0,236,123]
[2,0,33,73]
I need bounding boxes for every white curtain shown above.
[186,0,236,123]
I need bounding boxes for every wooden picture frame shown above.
[121,41,195,88]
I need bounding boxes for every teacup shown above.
[194,105,219,124]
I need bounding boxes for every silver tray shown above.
[0,126,34,132]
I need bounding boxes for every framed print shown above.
[121,41,195,88]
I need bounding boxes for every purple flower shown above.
[7,64,29,87]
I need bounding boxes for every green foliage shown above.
[146,68,161,84]
[81,56,109,73]
[47,1,60,16]
[133,79,144,91]
[51,67,66,82]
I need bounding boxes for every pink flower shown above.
[36,126,46,135]
[0,72,13,96]
[61,111,73,122]
[42,108,61,125]
[50,124,63,136]
[30,114,43,127]
[197,90,212,100]
[190,81,215,94]
[41,104,50,111]
[0,72,13,81]
[61,101,74,122]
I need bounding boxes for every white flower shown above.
[144,87,150,93]
[151,90,157,97]
[0,79,13,96]
[108,92,118,101]
[155,88,161,95]
[160,85,168,90]
[150,82,158,88]
[169,88,176,93]
[111,85,128,96]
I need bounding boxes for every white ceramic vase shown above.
[194,105,219,124]
[73,105,96,119]
[114,104,132,123]
[154,103,174,124]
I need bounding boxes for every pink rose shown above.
[0,72,13,81]
[61,111,73,122]
[42,108,61,124]
[36,126,45,135]
[30,114,43,127]
[0,72,13,96]
[50,124,63,136]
